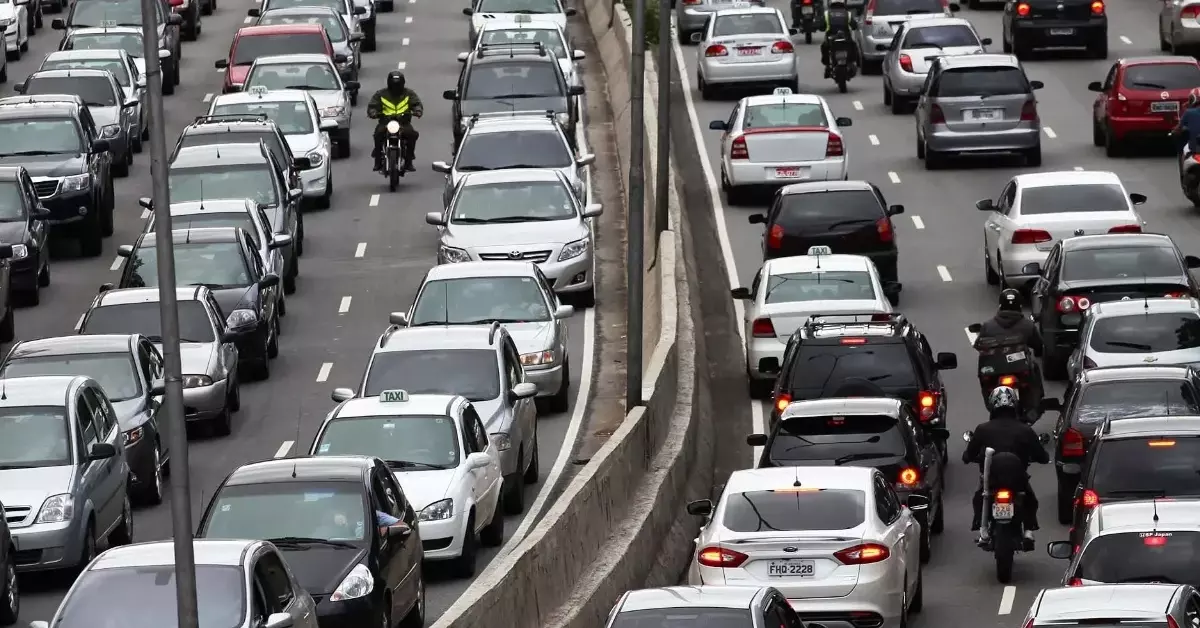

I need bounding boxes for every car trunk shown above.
[937,92,1028,133]
[1062,279,1191,307]
[742,127,830,164]
[780,217,885,256]
[710,34,788,65]
[1018,211,1140,252]
[714,530,865,599]
[756,302,889,343]
[902,45,979,73]
[1116,62,1200,118]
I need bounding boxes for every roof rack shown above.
[477,41,547,58]
[802,312,907,336]
[467,109,555,125]
[192,114,271,125]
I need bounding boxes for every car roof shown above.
[780,397,904,419]
[236,24,324,36]
[224,456,372,485]
[213,89,311,106]
[171,143,269,168]
[68,26,142,36]
[937,53,1020,69]
[902,16,973,28]
[140,227,244,245]
[1034,585,1179,620]
[1014,170,1123,188]
[424,261,539,280]
[1062,233,1175,251]
[332,393,462,419]
[1079,365,1195,383]
[11,334,135,358]
[742,92,826,107]
[45,49,127,61]
[96,286,208,306]
[1101,416,1200,438]
[712,6,779,16]
[0,99,80,116]
[724,466,875,494]
[261,5,340,14]
[1089,297,1200,317]
[1092,499,1200,533]
[461,168,563,186]
[1120,55,1199,67]
[376,325,502,353]
[780,179,874,196]
[169,199,258,216]
[469,115,560,133]
[764,254,874,275]
[91,540,257,569]
[253,53,336,65]
[620,586,762,612]
[480,17,563,31]
[0,376,87,407]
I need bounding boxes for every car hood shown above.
[227,65,250,85]
[0,153,85,177]
[308,89,346,113]
[276,545,366,597]
[286,132,321,155]
[90,106,120,128]
[392,468,459,510]
[447,218,586,248]
[174,342,216,377]
[0,5,16,20]
[501,321,554,354]
[460,95,568,118]
[0,465,74,511]
[0,220,29,245]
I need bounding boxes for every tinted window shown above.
[313,415,460,468]
[64,33,144,57]
[364,349,500,401]
[81,301,218,343]
[411,277,550,325]
[201,481,368,542]
[465,62,562,99]
[41,59,131,87]
[170,214,260,247]
[57,565,245,628]
[712,13,783,35]
[0,407,69,468]
[456,130,572,170]
[777,190,883,229]
[873,0,943,13]
[246,62,341,91]
[72,0,145,25]
[0,119,83,155]
[2,353,141,402]
[1078,531,1200,587]
[767,414,908,463]
[1092,436,1200,496]
[258,12,347,41]
[170,165,279,206]
[1122,63,1200,91]
[1075,381,1200,423]
[610,609,753,628]
[744,103,826,129]
[723,488,865,532]
[0,182,24,221]
[453,180,575,222]
[479,28,566,57]
[1064,246,1183,281]
[1019,184,1129,215]
[936,67,1029,97]
[1090,313,1200,353]
[211,101,313,135]
[232,33,328,65]
[128,242,251,289]
[25,76,117,107]
[476,0,560,12]
[787,344,918,392]
[765,271,877,303]
[903,24,978,48]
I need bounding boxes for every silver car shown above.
[425,169,603,306]
[1022,584,1197,628]
[674,0,764,46]
[608,586,801,628]
[695,7,798,99]
[1161,0,1200,55]
[915,53,1044,169]
[465,0,572,47]
[17,69,138,176]
[1068,297,1200,381]
[397,261,575,411]
[150,199,295,288]
[857,0,959,72]
[881,17,988,114]
[468,16,584,88]
[255,7,364,84]
[37,50,148,148]
[243,54,357,157]
[0,376,131,573]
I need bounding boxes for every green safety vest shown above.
[380,96,410,116]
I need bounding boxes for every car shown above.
[915,53,1044,169]
[0,375,131,573]
[254,7,363,84]
[444,42,583,147]
[432,112,593,208]
[77,286,242,435]
[56,26,162,88]
[308,392,504,578]
[243,54,358,155]
[978,170,1148,289]
[0,0,27,62]
[197,456,424,625]
[331,322,539,514]
[1161,0,1200,55]
[684,465,927,623]
[747,180,904,281]
[0,496,16,626]
[17,0,40,35]
[674,0,765,46]
[464,0,574,46]
[168,0,201,40]
[38,49,148,149]
[468,15,584,88]
[0,95,113,257]
[695,7,798,99]
[1067,297,1200,381]
[1021,584,1198,628]
[52,0,182,93]
[208,88,336,208]
[115,228,283,381]
[1089,56,1200,156]
[255,0,366,47]
[1024,233,1200,379]
[30,540,320,628]
[171,114,304,192]
[1001,0,1107,59]
[215,24,344,94]
[709,89,851,204]
[858,0,959,74]
[733,252,899,397]
[397,261,575,411]
[607,586,805,627]
[880,17,989,114]
[16,69,138,177]
[425,169,603,306]
[0,167,50,305]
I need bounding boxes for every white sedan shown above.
[733,248,896,398]
[710,88,851,206]
[979,170,1148,289]
[0,0,26,62]
[696,7,797,99]
[685,465,926,626]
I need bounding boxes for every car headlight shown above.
[322,106,345,117]
[60,174,90,193]
[124,426,144,447]
[226,308,258,329]
[182,374,212,388]
[419,498,453,522]
[521,349,556,367]
[36,494,74,524]
[9,244,27,260]
[99,125,121,139]
[340,53,355,66]
[438,245,470,264]
[0,19,13,29]
[490,432,511,451]
[305,150,324,168]
[328,563,374,602]
[558,237,589,261]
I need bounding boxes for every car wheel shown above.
[883,83,892,106]
[547,360,570,413]
[229,377,241,412]
[315,173,332,209]
[137,442,164,506]
[0,551,17,626]
[399,572,424,628]
[283,272,296,295]
[450,513,478,578]
[984,247,1000,285]
[502,474,525,514]
[0,302,14,343]
[108,494,132,546]
[267,319,280,359]
[1104,124,1122,157]
[75,521,96,574]
[1092,118,1104,147]
[113,150,130,178]
[1024,144,1042,167]
[479,503,504,547]
[909,570,924,613]
[1057,474,1076,524]
[890,91,906,115]
[212,401,232,437]
[37,261,49,288]
[523,431,539,485]
[930,493,944,534]
[162,64,176,95]
[918,513,931,563]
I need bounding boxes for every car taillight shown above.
[1011,228,1051,245]
[834,543,890,565]
[683,0,701,4]
[697,546,748,568]
[802,0,812,4]
[1108,224,1142,233]
[772,40,794,53]
[1021,101,1038,121]
[1057,295,1091,313]
[752,317,775,338]
[1062,427,1085,456]
[1183,4,1200,18]
[826,133,844,157]
[774,392,792,414]
[994,489,1012,504]
[767,224,784,250]
[929,104,945,124]
[898,467,919,487]
[917,390,937,421]
[1078,488,1099,508]
[1090,0,1103,13]
[1068,577,1083,587]
[876,217,893,243]
[731,136,748,159]
[705,44,729,57]
[899,54,913,72]
[1168,616,1181,628]
[1016,1,1030,15]
[1166,291,1188,298]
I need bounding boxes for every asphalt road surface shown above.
[12,0,599,621]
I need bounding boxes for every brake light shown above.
[1079,488,1099,508]
[1169,616,1181,628]
[898,467,919,486]
[1090,0,1104,14]
[683,0,701,4]
[826,133,844,157]
[994,489,1012,503]
[1149,439,1177,447]
[1144,535,1169,546]
[840,337,868,344]
[803,0,812,4]
[1061,428,1085,456]
[1166,291,1188,298]
[698,546,748,568]
[899,54,913,72]
[929,104,945,124]
[1016,1,1030,15]
[774,392,792,413]
[917,390,937,421]
[834,543,890,565]
[1021,101,1038,122]
[1107,224,1142,233]
[705,44,728,57]
[1011,228,1051,245]
[1183,4,1200,18]
[876,217,893,243]
[731,136,748,159]
[752,318,776,338]
[1068,577,1083,587]
[1057,295,1091,313]
[772,40,794,54]
[998,375,1016,387]
[767,224,784,250]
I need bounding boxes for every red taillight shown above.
[826,133,843,157]
[917,390,937,421]
[1016,1,1030,15]
[1166,291,1188,298]
[834,543,890,565]
[1182,4,1200,18]
[683,0,701,4]
[998,375,1017,387]
[1090,0,1103,13]
[767,224,784,250]
[1011,228,1051,245]
[898,467,919,487]
[1108,224,1142,233]
[929,104,945,124]
[994,489,1013,504]
[1057,295,1091,313]
[731,136,748,160]
[802,0,812,4]
[774,392,792,413]
[1068,577,1083,587]
[698,546,748,568]
[876,217,893,243]
[752,317,776,338]
[705,44,728,57]
[772,40,794,54]
[1145,535,1169,547]
[899,54,913,73]
[1079,488,1099,508]
[1061,428,1085,456]
[1021,101,1038,122]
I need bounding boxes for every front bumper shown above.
[539,250,593,294]
[183,376,229,421]
[525,363,565,397]
[923,125,1040,154]
[125,433,157,489]
[8,247,39,292]
[299,164,331,197]
[313,590,384,628]
[728,157,847,187]
[1011,18,1106,48]
[42,187,97,232]
[700,55,797,86]
[10,519,86,572]
[417,509,470,560]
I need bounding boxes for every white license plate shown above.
[965,108,1002,121]
[834,50,849,61]
[768,559,816,577]
[800,5,813,13]
[992,503,1014,519]
[772,166,809,179]
[1152,101,1180,113]
[1006,351,1026,363]
[1049,27,1075,35]
[737,47,762,56]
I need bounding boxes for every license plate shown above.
[965,108,1002,121]
[801,5,813,12]
[1006,351,1026,363]
[1152,101,1180,113]
[1048,27,1075,35]
[768,559,816,577]
[834,50,849,61]
[737,47,762,56]
[992,503,1014,520]
[772,166,809,179]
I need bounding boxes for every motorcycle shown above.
[1177,139,1200,208]
[381,116,411,192]
[827,35,858,93]
[961,435,1036,583]
[967,321,1043,424]
[791,0,818,44]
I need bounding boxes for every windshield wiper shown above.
[267,536,358,549]
[492,93,547,99]
[1106,489,1167,498]
[282,84,315,90]
[457,216,557,223]
[1132,81,1167,90]
[826,218,875,229]
[385,459,449,470]
[1117,576,1177,584]
[461,317,526,324]
[456,165,491,171]
[833,452,894,465]
[115,22,143,27]
[1105,341,1154,351]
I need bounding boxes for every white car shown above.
[979,170,1148,289]
[308,389,505,578]
[710,88,851,205]
[466,15,584,87]
[0,0,26,62]
[685,465,926,625]
[733,248,896,398]
[696,7,797,100]
[209,87,336,205]
[242,54,355,158]
[465,0,573,47]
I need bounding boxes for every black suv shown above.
[444,42,584,146]
[172,114,304,192]
[748,180,905,283]
[0,167,51,305]
[0,95,114,257]
[52,0,183,92]
[1001,0,1107,59]
[1024,233,1200,379]
[1042,364,1200,524]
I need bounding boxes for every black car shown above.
[1024,233,1200,379]
[1041,365,1200,524]
[197,456,424,628]
[0,498,16,626]
[0,167,50,305]
[52,0,183,93]
[169,0,201,41]
[747,396,947,563]
[171,115,305,201]
[0,96,114,258]
[444,42,584,146]
[747,180,904,283]
[1001,0,1107,59]
[116,227,282,381]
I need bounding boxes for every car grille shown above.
[478,250,552,263]
[4,505,30,525]
[32,179,60,198]
[12,550,41,566]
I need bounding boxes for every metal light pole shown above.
[627,0,646,410]
[654,0,670,238]
[137,4,200,627]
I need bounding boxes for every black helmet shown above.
[998,288,1023,311]
[387,71,406,92]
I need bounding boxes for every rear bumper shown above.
[1011,18,1106,47]
[1109,114,1177,141]
[924,125,1040,154]
[727,157,847,186]
[700,56,797,85]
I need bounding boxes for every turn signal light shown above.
[1061,427,1085,456]
[876,217,893,243]
[898,467,919,486]
[1016,2,1030,15]
[916,390,937,421]
[697,546,748,568]
[994,489,1012,503]
[1079,488,1099,508]
[1056,295,1091,313]
[834,543,890,565]
[774,392,792,413]
[1090,0,1104,14]
[998,375,1016,386]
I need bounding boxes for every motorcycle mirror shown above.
[966,322,982,333]
[1046,541,1073,560]
[690,32,703,43]
[962,431,973,443]
[788,27,798,35]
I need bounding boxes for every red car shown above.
[215,24,341,93]
[1090,55,1200,156]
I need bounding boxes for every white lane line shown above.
[398,61,407,69]
[202,93,213,103]
[409,0,416,3]
[937,265,952,282]
[402,37,410,46]
[355,242,367,258]
[369,193,380,207]
[965,327,979,346]
[316,362,333,382]
[140,208,150,220]
[852,100,863,111]
[109,257,123,271]
[998,586,1017,615]
[888,171,901,184]
[338,296,352,313]
[868,134,879,146]
[404,15,412,22]
[1120,35,1132,45]
[243,15,252,22]
[1044,126,1057,139]
[911,215,925,230]
[1074,166,1084,171]
[274,441,294,458]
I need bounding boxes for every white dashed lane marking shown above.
[888,171,901,184]
[405,15,412,22]
[355,242,367,258]
[402,37,410,46]
[274,441,294,458]
[852,100,863,111]
[316,362,333,382]
[369,194,380,207]
[1074,166,1084,171]
[937,265,952,282]
[998,586,1017,615]
[868,134,879,146]
[398,61,407,69]
[911,215,925,230]
[1044,127,1057,139]
[965,327,979,345]
[202,93,213,103]
[338,296,352,314]
[1120,35,1132,44]
[109,257,123,271]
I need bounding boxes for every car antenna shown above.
[1153,497,1160,529]
[1144,273,1150,311]
[1,377,8,401]
[199,179,205,210]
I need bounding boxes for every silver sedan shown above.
[881,17,988,114]
[695,7,798,99]
[1160,0,1200,55]
[674,0,764,46]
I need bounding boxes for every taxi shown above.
[695,7,798,99]
[309,389,506,579]
[463,0,574,47]
[465,15,584,88]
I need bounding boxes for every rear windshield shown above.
[872,0,944,14]
[712,13,783,36]
[1063,246,1183,282]
[1090,313,1200,354]
[744,103,826,130]
[232,33,327,65]
[935,67,1029,98]
[787,344,918,392]
[1076,380,1200,423]
[1019,184,1129,215]
[722,489,866,532]
[765,271,877,303]
[777,190,883,230]
[1122,63,1200,91]
[1092,436,1200,497]
[40,59,131,87]
[258,13,347,42]
[767,414,908,464]
[25,76,116,107]
[610,609,752,628]
[456,130,572,170]
[1078,531,1200,587]
[465,61,563,99]
[903,24,978,48]
[169,214,260,247]
[63,33,144,57]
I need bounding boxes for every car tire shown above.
[677,28,691,45]
[523,432,539,485]
[479,505,504,547]
[984,248,1000,285]
[80,226,103,257]
[930,493,944,534]
[113,151,130,178]
[547,360,570,413]
[1092,118,1104,147]
[37,262,49,288]
[698,73,716,100]
[1043,351,1068,381]
[890,91,905,115]
[918,514,931,563]
[336,134,351,159]
[108,494,133,547]
[229,377,241,412]
[399,573,424,628]
[363,23,377,52]
[137,442,164,506]
[916,135,926,159]
[909,570,923,613]
[162,65,176,95]
[75,521,96,575]
[748,374,773,400]
[315,174,333,209]
[450,514,477,578]
[284,273,296,295]
[1024,144,1042,167]
[0,302,14,343]
[1104,124,1122,157]
[1089,36,1107,59]
[267,319,280,358]
[0,551,17,627]
[502,474,525,514]
[924,147,941,170]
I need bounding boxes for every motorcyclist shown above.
[819,0,859,79]
[367,70,423,173]
[973,288,1044,417]
[790,0,820,31]
[1174,87,1200,176]
[962,386,1049,540]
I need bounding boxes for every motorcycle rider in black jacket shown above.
[974,288,1044,415]
[963,386,1049,540]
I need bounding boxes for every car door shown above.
[368,465,404,616]
[915,61,939,131]
[74,390,108,525]
[379,464,421,613]
[1095,63,1118,124]
[984,180,1016,256]
[19,171,46,254]
[872,473,911,590]
[84,386,124,527]
[254,548,311,627]
[464,403,501,527]
[136,339,166,454]
[243,236,275,321]
[534,267,567,354]
[1029,243,1061,325]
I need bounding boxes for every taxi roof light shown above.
[248,85,269,96]
[379,389,410,403]
[774,87,793,95]
[807,245,832,255]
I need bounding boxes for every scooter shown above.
[967,322,1043,424]
[827,35,858,93]
[961,437,1036,584]
[792,0,818,43]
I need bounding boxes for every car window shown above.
[364,349,500,401]
[934,67,1029,97]
[411,277,551,325]
[767,414,908,463]
[872,0,942,14]
[41,59,132,87]
[233,33,327,65]
[1092,436,1200,496]
[476,0,561,12]
[246,62,342,91]
[456,130,572,169]
[743,103,827,130]
[611,609,753,628]
[55,564,246,628]
[258,12,347,42]
[712,13,783,36]
[72,0,145,25]
[774,190,883,231]
[723,488,865,531]
[1018,184,1129,215]
[77,394,98,447]
[0,353,143,402]
[1075,381,1200,423]
[479,28,567,57]
[764,270,877,303]
[254,551,294,610]
[1062,246,1183,281]
[82,387,115,435]
[1077,531,1200,588]
[1122,63,1200,91]
[460,404,485,452]
[452,180,575,222]
[64,33,145,57]
[470,413,489,452]
[25,76,118,107]
[202,480,369,542]
[0,181,26,222]
[313,415,460,468]
[0,406,70,468]
[903,24,977,48]
[787,344,918,392]
[372,469,402,519]
[1089,313,1200,354]
[464,61,563,99]
[504,342,523,386]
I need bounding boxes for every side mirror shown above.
[582,203,603,218]
[12,82,24,94]
[124,99,139,109]
[875,43,887,51]
[354,5,367,13]
[349,33,364,42]
[565,6,576,14]
[51,18,65,29]
[730,287,751,299]
[576,153,596,167]
[389,312,409,326]
[686,499,713,517]
[385,524,412,539]
[572,49,586,60]
[442,89,457,100]
[150,381,166,396]
[962,430,973,442]
[748,213,766,224]
[1046,541,1073,560]
[948,1,960,9]
[167,13,183,25]
[32,204,51,218]
[247,7,260,14]
[158,49,171,59]
[88,442,117,461]
[690,31,703,43]
[746,433,768,447]
[333,53,348,64]
[1187,255,1200,269]
[136,77,148,88]
[424,211,446,226]
[1029,80,1044,90]
[98,282,114,293]
[456,52,469,62]
[967,322,983,333]
[259,273,281,288]
[1039,398,1063,413]
[1130,193,1147,205]
[980,37,992,45]
[292,157,312,170]
[758,357,779,374]
[117,244,134,257]
[220,329,241,342]
[462,6,473,13]
[1087,81,1104,92]
[886,204,904,216]
[511,382,538,400]
[288,188,303,201]
[553,304,575,319]
[331,387,355,402]
[569,85,586,96]
[883,282,902,302]
[432,160,451,174]
[1021,262,1043,275]
[320,120,338,131]
[709,120,727,131]
[344,81,361,91]
[976,198,996,212]
[466,452,491,469]
[92,139,111,153]
[268,234,293,250]
[905,494,930,511]
[215,59,229,69]
[936,352,957,370]
[836,117,852,127]
[264,613,293,628]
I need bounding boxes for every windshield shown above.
[464,61,563,99]
[479,28,566,56]
[767,414,907,464]
[1063,246,1183,281]
[723,488,865,532]
[25,76,117,107]
[58,565,245,628]
[610,609,753,628]
[744,103,826,130]
[314,415,460,469]
[713,13,783,36]
[246,62,341,91]
[41,59,131,87]
[1089,313,1200,354]
[453,180,576,222]
[170,214,260,248]
[1123,63,1200,91]
[456,130,571,170]
[1,354,141,402]
[202,481,368,542]
[259,12,347,41]
[81,301,217,343]
[71,0,145,25]
[0,407,69,468]
[873,0,942,13]
[1077,532,1200,587]
[364,349,500,402]
[1019,184,1129,215]
[127,242,251,290]
[170,165,279,206]
[777,190,883,230]
[1076,380,1200,423]
[903,24,978,48]
[232,33,327,65]
[1092,437,1200,496]
[0,182,24,221]
[266,0,345,12]
[411,277,550,325]
[764,271,878,303]
[212,101,313,134]
[0,119,82,156]
[936,67,1029,97]
[65,33,143,57]
[476,0,561,12]
[787,344,918,392]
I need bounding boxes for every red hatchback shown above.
[215,24,340,93]
[1090,56,1200,156]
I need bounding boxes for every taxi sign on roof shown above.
[514,13,531,22]
[773,87,792,95]
[807,245,832,255]
[248,85,269,96]
[100,19,117,28]
[380,390,409,403]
